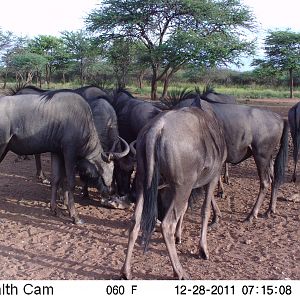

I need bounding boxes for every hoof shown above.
[41,178,51,185]
[50,207,57,216]
[264,209,275,219]
[174,271,190,280]
[217,191,225,198]
[120,269,132,280]
[244,214,256,224]
[209,220,219,230]
[73,217,84,225]
[175,237,181,244]
[199,249,209,260]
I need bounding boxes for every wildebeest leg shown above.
[50,153,64,216]
[63,152,83,225]
[210,196,222,228]
[223,163,230,184]
[0,147,9,165]
[161,186,191,279]
[266,171,281,217]
[121,189,144,279]
[175,201,188,244]
[81,183,90,199]
[246,153,272,223]
[199,176,219,260]
[292,163,297,183]
[266,185,278,217]
[217,176,225,198]
[34,154,50,184]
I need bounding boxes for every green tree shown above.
[86,0,256,99]
[1,35,30,87]
[8,52,48,84]
[61,30,101,85]
[0,28,14,51]
[0,29,28,87]
[253,30,300,98]
[28,35,64,86]
[106,38,136,88]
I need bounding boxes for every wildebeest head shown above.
[97,136,131,193]
[77,158,113,196]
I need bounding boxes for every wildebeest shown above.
[288,102,300,182]
[9,85,128,197]
[107,89,162,196]
[121,102,227,279]
[177,95,289,222]
[81,96,128,197]
[0,91,126,224]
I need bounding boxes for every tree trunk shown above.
[62,72,66,85]
[150,66,158,100]
[161,71,175,99]
[137,70,145,89]
[151,77,158,100]
[45,64,50,88]
[3,71,8,89]
[80,59,84,86]
[289,68,294,99]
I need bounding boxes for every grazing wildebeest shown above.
[177,95,289,222]
[121,102,227,279]
[288,102,300,182]
[9,85,128,196]
[107,89,162,197]
[0,91,128,224]
[80,96,128,197]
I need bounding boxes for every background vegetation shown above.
[1,0,300,100]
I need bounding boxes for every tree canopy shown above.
[86,0,256,99]
[253,30,300,98]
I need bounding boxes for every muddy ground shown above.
[0,99,299,280]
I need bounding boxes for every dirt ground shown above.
[0,99,299,280]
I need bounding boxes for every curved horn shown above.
[101,136,130,162]
[129,140,136,156]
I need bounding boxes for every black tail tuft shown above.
[293,107,300,165]
[273,120,289,189]
[141,139,160,252]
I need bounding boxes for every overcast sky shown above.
[0,0,299,70]
[0,0,99,37]
[1,0,299,37]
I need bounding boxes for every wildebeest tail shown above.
[141,130,161,252]
[292,107,300,167]
[273,119,289,189]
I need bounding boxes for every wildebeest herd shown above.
[0,85,299,279]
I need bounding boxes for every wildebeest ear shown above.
[77,159,98,180]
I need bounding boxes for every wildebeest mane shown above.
[160,88,195,109]
[201,85,215,97]
[6,83,47,96]
[40,89,78,101]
